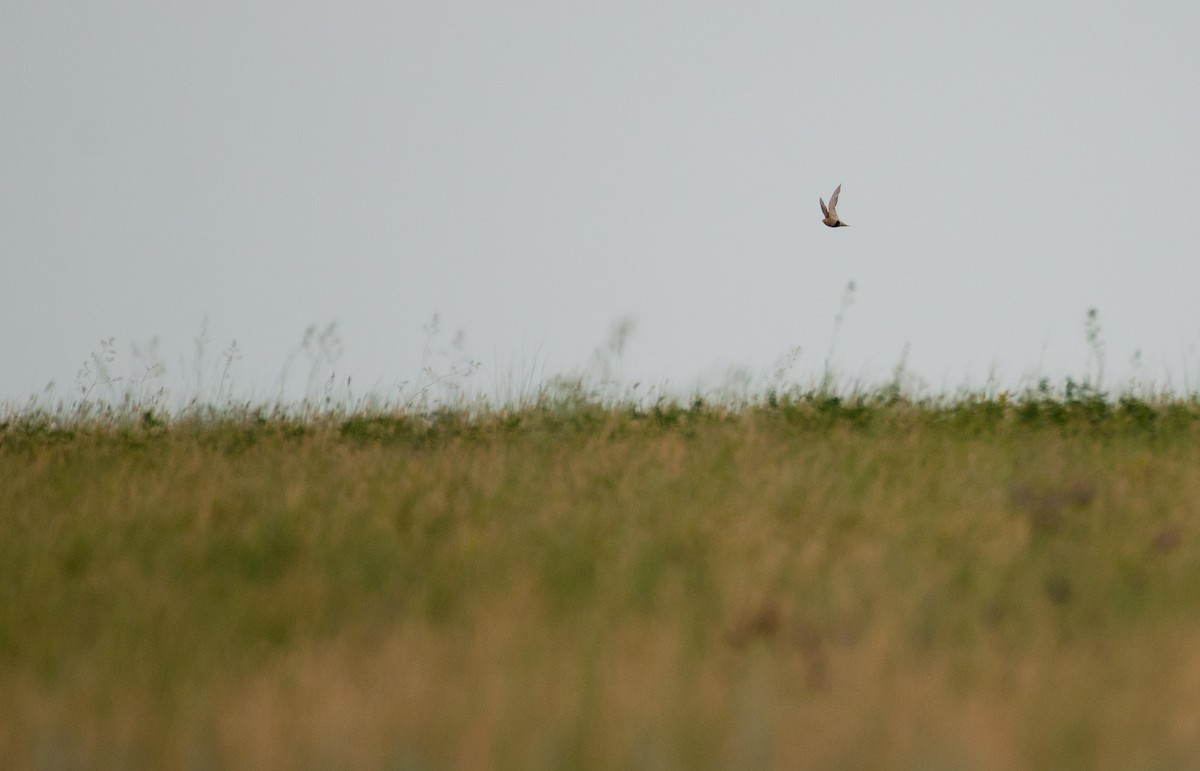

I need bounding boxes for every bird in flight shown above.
[820,184,849,228]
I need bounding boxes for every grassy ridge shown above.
[3,395,1200,768]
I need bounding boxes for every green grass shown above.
[4,392,1200,769]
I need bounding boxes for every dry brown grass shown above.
[3,399,1200,768]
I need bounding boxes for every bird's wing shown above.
[828,184,842,212]
[819,198,829,217]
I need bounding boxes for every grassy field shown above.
[4,391,1200,769]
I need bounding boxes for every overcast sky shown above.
[4,1,1200,406]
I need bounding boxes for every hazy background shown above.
[4,1,1199,405]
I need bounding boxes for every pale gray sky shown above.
[4,1,1200,405]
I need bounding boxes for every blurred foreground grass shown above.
[3,393,1200,769]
